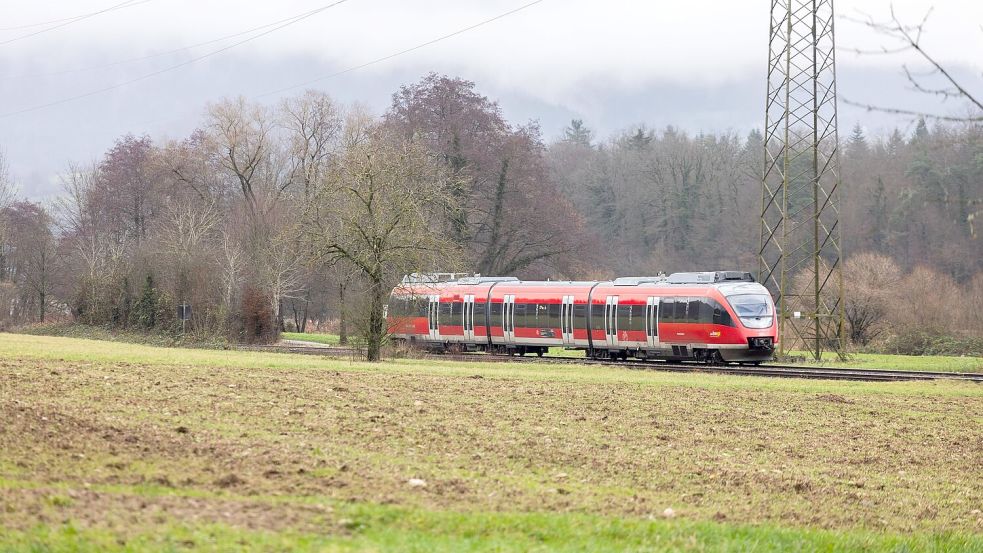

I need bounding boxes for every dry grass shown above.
[0,334,981,550]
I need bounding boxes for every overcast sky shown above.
[2,0,982,199]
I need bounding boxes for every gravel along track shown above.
[241,343,983,383]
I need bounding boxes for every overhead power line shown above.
[258,0,545,99]
[0,0,352,119]
[3,3,348,81]
[0,0,152,46]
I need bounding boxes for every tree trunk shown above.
[338,282,348,345]
[38,290,45,323]
[366,278,385,362]
[277,299,285,333]
[299,291,309,333]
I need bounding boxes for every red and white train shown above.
[387,271,777,363]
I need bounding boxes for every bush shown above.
[239,285,278,344]
[878,330,983,357]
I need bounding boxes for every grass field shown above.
[282,331,342,346]
[1,333,981,551]
[794,351,983,373]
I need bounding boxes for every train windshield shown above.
[726,294,774,329]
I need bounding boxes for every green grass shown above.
[0,332,976,396]
[792,350,983,373]
[1,507,978,552]
[282,331,342,346]
[1,333,981,551]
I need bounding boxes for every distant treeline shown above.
[0,73,979,353]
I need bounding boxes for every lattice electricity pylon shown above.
[759,0,844,360]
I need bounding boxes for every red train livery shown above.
[387,271,777,363]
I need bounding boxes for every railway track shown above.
[238,343,983,383]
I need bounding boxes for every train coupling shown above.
[748,337,774,351]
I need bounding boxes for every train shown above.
[387,271,777,364]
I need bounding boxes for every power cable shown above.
[0,0,148,31]
[3,3,348,81]
[0,0,152,46]
[0,0,352,119]
[257,0,545,99]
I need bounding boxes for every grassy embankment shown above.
[284,331,983,372]
[0,333,980,551]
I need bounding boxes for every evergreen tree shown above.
[913,117,929,142]
[133,275,160,329]
[563,119,593,147]
[847,123,868,156]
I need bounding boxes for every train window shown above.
[709,299,735,327]
[674,298,688,322]
[449,302,459,318]
[649,302,659,337]
[692,298,710,323]
[439,302,451,317]
[474,302,486,326]
[547,303,560,328]
[625,304,645,331]
[616,305,630,331]
[592,302,608,331]
[686,299,700,322]
[490,301,502,328]
[659,298,675,323]
[573,304,587,329]
[515,303,527,327]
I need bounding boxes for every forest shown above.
[0,73,980,355]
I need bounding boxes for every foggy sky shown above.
[1,0,982,199]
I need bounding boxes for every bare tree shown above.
[281,90,343,203]
[842,253,902,346]
[5,201,57,322]
[55,162,130,324]
[206,97,291,218]
[0,148,16,284]
[844,8,983,122]
[220,228,246,312]
[260,221,305,331]
[306,118,461,361]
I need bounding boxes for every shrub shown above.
[878,330,983,357]
[239,285,277,344]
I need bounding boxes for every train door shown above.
[560,295,574,346]
[428,295,440,341]
[502,294,515,343]
[646,296,660,349]
[462,294,475,342]
[605,295,619,348]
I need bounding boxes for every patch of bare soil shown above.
[0,358,981,535]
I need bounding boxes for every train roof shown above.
[397,271,756,289]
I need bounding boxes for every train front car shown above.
[710,278,778,363]
[658,271,777,363]
[588,271,777,364]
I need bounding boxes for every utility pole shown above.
[759,0,844,360]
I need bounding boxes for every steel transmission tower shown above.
[759,0,844,360]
